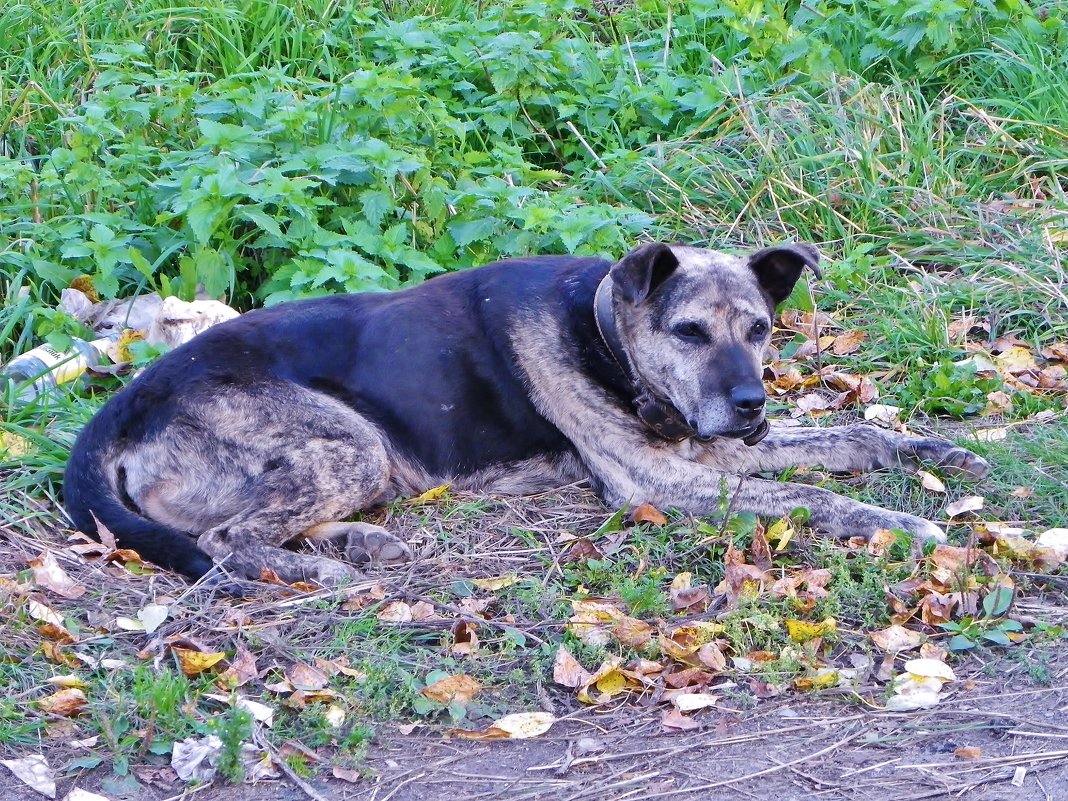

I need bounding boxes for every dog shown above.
[63,242,989,585]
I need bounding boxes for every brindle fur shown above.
[63,242,989,585]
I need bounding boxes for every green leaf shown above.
[947,634,977,651]
[981,629,1012,646]
[983,585,1013,618]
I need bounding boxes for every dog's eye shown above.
[750,321,769,339]
[671,322,707,343]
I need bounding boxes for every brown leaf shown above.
[778,310,838,338]
[954,746,983,760]
[553,645,592,688]
[867,529,898,556]
[721,544,767,604]
[375,601,414,623]
[450,621,480,656]
[216,646,258,689]
[831,330,866,356]
[751,526,772,572]
[421,674,481,706]
[29,552,86,600]
[632,503,668,526]
[612,617,654,649]
[286,662,329,692]
[563,538,603,562]
[332,766,362,783]
[661,708,701,732]
[37,688,87,718]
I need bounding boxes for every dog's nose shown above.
[730,384,766,420]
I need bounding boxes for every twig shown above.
[255,728,334,801]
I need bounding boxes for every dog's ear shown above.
[749,243,822,306]
[610,243,680,305]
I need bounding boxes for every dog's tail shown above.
[63,398,215,581]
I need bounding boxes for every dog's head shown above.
[610,242,820,441]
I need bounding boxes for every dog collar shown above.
[593,274,769,447]
[593,274,696,442]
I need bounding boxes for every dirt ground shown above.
[4,660,1068,801]
[3,488,1068,801]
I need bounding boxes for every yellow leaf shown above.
[173,648,227,677]
[407,484,450,505]
[766,517,795,551]
[470,575,521,591]
[421,674,481,706]
[793,669,840,691]
[785,618,836,643]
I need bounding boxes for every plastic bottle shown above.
[0,337,116,400]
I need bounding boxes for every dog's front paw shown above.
[901,436,990,480]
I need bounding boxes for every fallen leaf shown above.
[785,618,836,643]
[216,646,258,689]
[904,658,956,682]
[422,674,481,706]
[751,525,773,572]
[831,330,866,356]
[376,601,414,623]
[864,404,901,425]
[407,484,450,505]
[137,604,168,634]
[612,616,654,649]
[946,496,984,518]
[918,471,946,494]
[766,516,795,551]
[286,662,329,692]
[793,669,840,691]
[870,625,925,652]
[27,600,64,627]
[661,708,701,732]
[485,711,556,739]
[632,503,668,525]
[553,645,592,688]
[470,575,521,591]
[954,746,983,760]
[995,345,1037,375]
[672,692,719,711]
[1,755,56,798]
[866,528,898,556]
[568,598,626,646]
[37,688,87,718]
[332,766,362,783]
[29,552,86,600]
[62,789,110,801]
[172,648,227,677]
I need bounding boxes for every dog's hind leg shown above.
[125,383,409,585]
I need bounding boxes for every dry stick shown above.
[639,727,861,799]
[254,728,334,801]
[565,120,607,171]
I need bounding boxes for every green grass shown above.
[1,0,1067,790]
